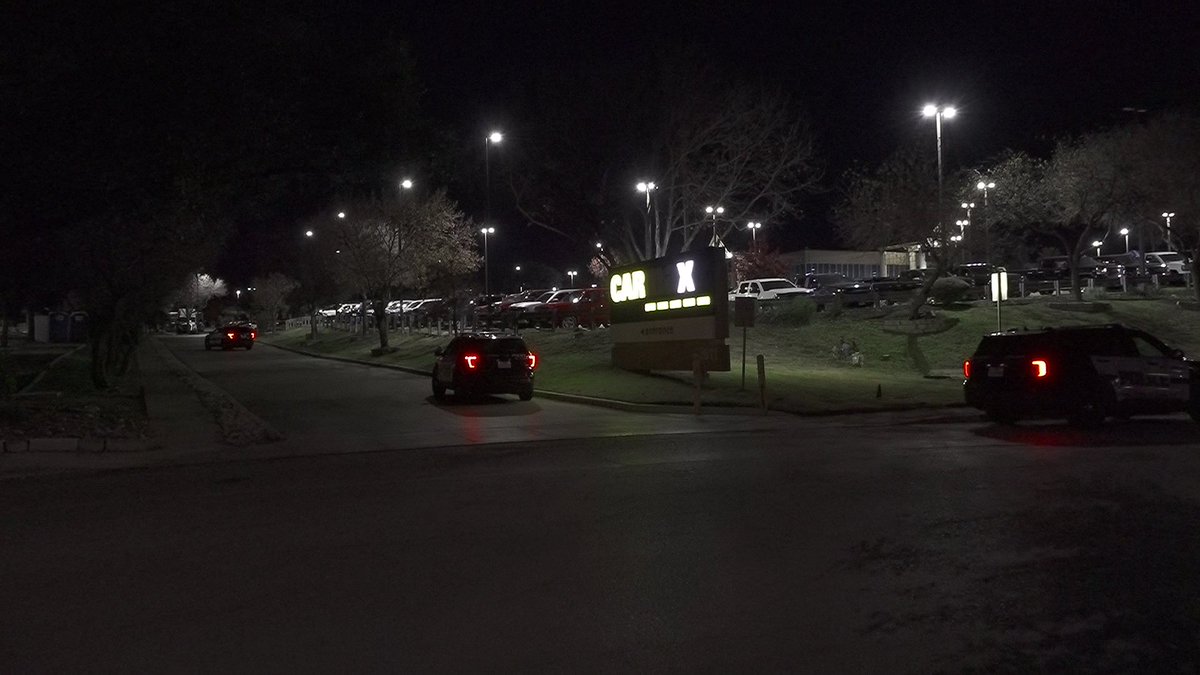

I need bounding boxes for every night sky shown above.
[12,1,1200,288]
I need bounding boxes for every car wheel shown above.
[560,316,578,330]
[432,375,446,401]
[519,385,534,401]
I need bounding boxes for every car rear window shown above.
[483,338,529,355]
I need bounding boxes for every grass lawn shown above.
[265,295,1200,414]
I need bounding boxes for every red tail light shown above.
[463,354,479,369]
[249,331,256,340]
[1031,359,1048,378]
[226,332,236,340]
[962,359,971,379]
[528,353,537,370]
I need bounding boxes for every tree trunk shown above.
[374,300,388,349]
[90,331,110,390]
[1,302,8,349]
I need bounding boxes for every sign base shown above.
[613,340,731,372]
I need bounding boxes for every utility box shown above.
[49,312,71,343]
[68,312,89,342]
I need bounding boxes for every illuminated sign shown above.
[610,270,647,303]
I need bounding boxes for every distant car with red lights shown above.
[963,324,1200,426]
[432,333,536,401]
[204,323,257,350]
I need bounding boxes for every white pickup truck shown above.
[728,278,813,302]
[1145,251,1190,283]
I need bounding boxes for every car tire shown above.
[560,316,577,330]
[432,375,446,401]
[519,385,534,401]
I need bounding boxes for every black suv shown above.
[963,324,1200,425]
[432,333,537,401]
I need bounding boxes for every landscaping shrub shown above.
[929,276,972,305]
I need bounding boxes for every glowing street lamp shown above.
[567,270,578,286]
[747,221,763,250]
[1120,227,1130,253]
[400,178,413,190]
[305,230,314,238]
[1092,239,1104,257]
[922,103,957,232]
[337,211,346,219]
[480,227,495,294]
[635,181,657,210]
[1162,212,1176,251]
[705,205,725,246]
[514,265,522,291]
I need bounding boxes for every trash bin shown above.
[49,311,70,343]
[68,312,89,342]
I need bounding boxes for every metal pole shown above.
[935,113,944,233]
[485,139,491,221]
[483,233,490,294]
[740,326,747,391]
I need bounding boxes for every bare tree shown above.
[834,146,951,318]
[305,189,479,349]
[510,56,820,264]
[249,273,298,332]
[171,273,228,322]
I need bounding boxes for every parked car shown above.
[800,272,875,309]
[317,305,340,318]
[1145,251,1190,284]
[204,323,257,350]
[469,294,506,323]
[865,276,922,304]
[174,318,199,334]
[517,289,583,327]
[728,278,812,303]
[501,290,557,326]
[526,287,610,328]
[431,333,537,401]
[963,323,1200,426]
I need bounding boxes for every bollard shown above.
[756,354,767,413]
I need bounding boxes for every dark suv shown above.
[432,333,537,401]
[963,324,1200,425]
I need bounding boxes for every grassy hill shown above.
[267,295,1200,414]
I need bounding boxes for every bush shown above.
[758,297,817,326]
[929,277,972,305]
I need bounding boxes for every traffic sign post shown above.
[990,268,1009,332]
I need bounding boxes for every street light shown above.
[1092,239,1103,257]
[400,178,414,190]
[922,103,957,235]
[485,130,503,220]
[337,212,346,219]
[976,179,996,263]
[1120,227,1130,253]
[635,181,657,210]
[480,226,495,294]
[747,221,763,250]
[1162,212,1176,251]
[305,230,314,238]
[705,205,725,246]
[567,270,578,286]
[514,265,522,291]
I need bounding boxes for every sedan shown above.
[204,324,257,350]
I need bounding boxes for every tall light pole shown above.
[480,227,495,294]
[1162,212,1176,251]
[514,265,522,292]
[923,104,957,238]
[704,205,725,246]
[747,221,762,251]
[485,131,503,220]
[636,181,659,257]
[1093,239,1103,258]
[1120,227,1130,253]
[976,179,995,264]
[567,270,578,287]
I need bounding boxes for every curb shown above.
[262,340,969,419]
[2,437,160,453]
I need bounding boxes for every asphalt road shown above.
[4,337,1200,671]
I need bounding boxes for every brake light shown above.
[226,332,236,340]
[463,354,479,369]
[1031,359,1048,378]
[249,331,256,340]
[962,359,971,379]
[528,352,537,369]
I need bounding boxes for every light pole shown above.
[337,211,346,219]
[1162,212,1176,251]
[977,179,995,263]
[704,205,725,246]
[480,227,495,294]
[305,230,314,238]
[567,270,578,287]
[636,181,659,257]
[485,131,503,220]
[922,104,957,236]
[1120,227,1130,253]
[1093,240,1103,258]
[514,265,522,292]
[747,221,763,251]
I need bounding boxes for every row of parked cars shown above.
[316,288,613,329]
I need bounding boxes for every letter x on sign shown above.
[676,260,695,294]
